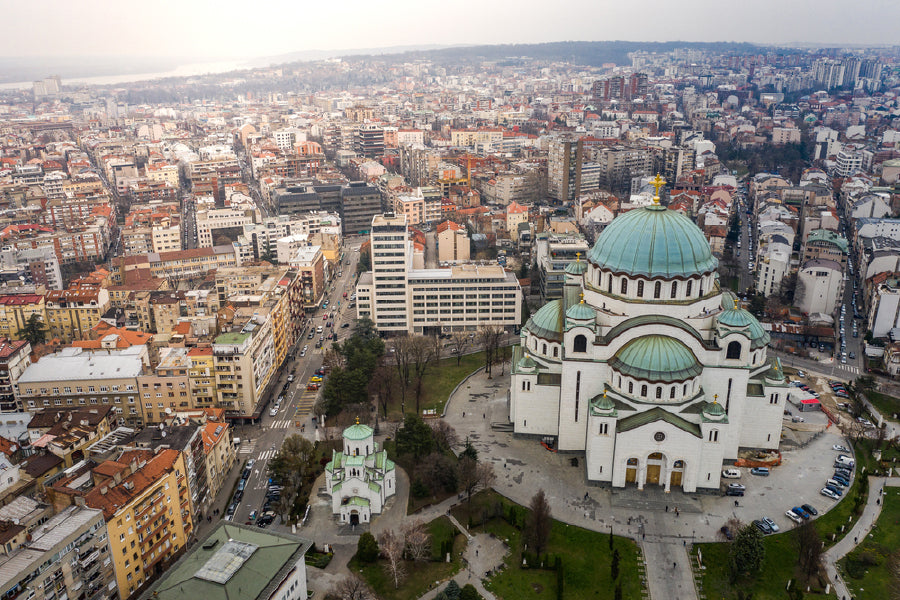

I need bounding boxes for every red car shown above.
[323,314,327,320]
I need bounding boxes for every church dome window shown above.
[726,341,742,360]
[573,334,587,353]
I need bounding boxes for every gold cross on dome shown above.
[579,292,585,304]
[650,173,666,205]
[575,252,581,262]
[713,394,718,404]
[355,416,360,425]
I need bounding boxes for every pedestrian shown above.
[463,412,465,417]
[665,505,669,512]
[483,413,485,419]
[642,532,646,540]
[476,549,479,557]
[683,539,686,547]
[673,562,677,569]
[854,537,858,544]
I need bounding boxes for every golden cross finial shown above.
[603,391,607,398]
[575,252,581,262]
[650,173,666,205]
[713,394,718,404]
[579,292,585,304]
[355,416,360,425]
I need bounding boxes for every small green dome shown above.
[610,335,701,383]
[703,401,726,417]
[566,301,595,322]
[718,306,771,349]
[518,353,537,371]
[595,393,615,411]
[587,206,718,278]
[343,423,374,441]
[525,299,563,341]
[564,260,588,276]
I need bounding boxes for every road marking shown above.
[257,449,276,461]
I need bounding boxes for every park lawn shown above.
[454,490,643,600]
[864,390,900,422]
[839,488,900,598]
[383,351,487,419]
[351,516,467,600]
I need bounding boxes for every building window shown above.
[656,386,662,399]
[670,386,676,399]
[575,371,581,422]
[599,423,609,435]
[573,334,587,353]
[709,429,719,442]
[726,341,741,360]
[686,280,693,296]
[553,346,558,358]
[654,281,661,299]
[620,278,628,295]
[670,281,678,298]
[628,381,633,394]
[542,343,547,355]
[637,280,644,297]
[640,384,647,397]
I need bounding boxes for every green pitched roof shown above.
[617,406,702,437]
[525,299,564,341]
[343,423,374,441]
[587,206,718,278]
[610,335,701,383]
[345,455,365,467]
[346,497,370,507]
[806,229,848,254]
[140,523,311,600]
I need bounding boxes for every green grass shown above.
[383,351,487,420]
[351,516,466,600]
[864,390,900,422]
[453,490,644,599]
[693,465,868,599]
[839,488,900,598]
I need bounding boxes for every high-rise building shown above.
[548,137,587,202]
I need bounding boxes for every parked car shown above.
[307,383,320,391]
[801,504,818,516]
[792,506,810,520]
[720,526,734,540]
[824,485,844,497]
[726,487,745,497]
[753,519,773,534]
[750,467,770,476]
[796,370,806,378]
[785,509,802,524]
[762,517,779,532]
[722,469,741,479]
[310,376,323,383]
[727,483,746,492]
[792,416,805,423]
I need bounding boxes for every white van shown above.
[269,407,278,417]
[836,455,855,467]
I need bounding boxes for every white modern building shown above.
[509,196,788,493]
[356,213,522,334]
[324,421,396,525]
[795,259,844,316]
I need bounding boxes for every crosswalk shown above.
[836,365,860,374]
[271,419,294,429]
[296,390,317,416]
[257,449,277,461]
[238,439,257,455]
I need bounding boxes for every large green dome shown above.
[610,335,701,383]
[587,206,718,278]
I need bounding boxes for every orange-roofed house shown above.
[0,294,46,341]
[507,201,530,240]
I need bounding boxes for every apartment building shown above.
[146,246,239,281]
[436,221,470,263]
[122,204,182,256]
[273,182,382,235]
[212,324,274,420]
[137,522,310,600]
[15,347,145,427]
[594,145,653,193]
[45,284,111,343]
[61,448,194,599]
[0,294,46,341]
[187,348,216,409]
[356,214,522,334]
[27,406,118,467]
[801,229,848,270]
[133,423,205,519]
[237,213,341,261]
[200,420,233,512]
[284,247,325,308]
[533,231,591,301]
[0,247,63,290]
[0,338,31,412]
[136,348,191,424]
[0,506,117,600]
[196,206,259,249]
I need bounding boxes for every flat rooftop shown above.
[17,347,144,384]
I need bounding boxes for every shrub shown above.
[355,532,379,563]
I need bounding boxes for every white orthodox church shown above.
[510,181,788,493]
[325,421,396,524]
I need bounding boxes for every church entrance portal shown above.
[625,458,638,485]
[350,511,360,526]
[670,460,685,489]
[645,452,666,488]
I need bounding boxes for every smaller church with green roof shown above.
[324,420,396,525]
[510,177,790,493]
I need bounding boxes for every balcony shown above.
[80,549,100,568]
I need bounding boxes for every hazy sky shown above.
[3,0,899,60]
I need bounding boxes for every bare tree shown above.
[409,335,437,414]
[378,529,407,589]
[389,337,412,413]
[403,520,431,563]
[498,344,513,376]
[795,522,823,584]
[430,420,459,452]
[458,455,496,505]
[479,325,505,378]
[524,489,552,555]
[368,362,395,417]
[323,346,344,372]
[449,331,469,366]
[327,575,373,600]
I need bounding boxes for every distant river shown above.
[0,59,249,90]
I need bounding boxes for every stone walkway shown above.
[823,476,900,599]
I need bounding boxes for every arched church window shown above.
[620,278,628,295]
[637,280,644,297]
[573,334,587,353]
[656,387,662,399]
[607,275,612,293]
[726,341,741,360]
[640,384,647,397]
[628,381,633,394]
[683,383,688,396]
[670,281,678,298]
[542,343,547,355]
[686,280,693,296]
[654,281,661,299]
[670,386,676,399]
[553,346,558,358]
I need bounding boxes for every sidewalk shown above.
[823,476,899,599]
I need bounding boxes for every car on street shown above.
[287,374,294,383]
[342,322,350,328]
[796,370,806,378]
[307,383,320,391]
[246,459,255,469]
[726,483,746,492]
[720,525,734,540]
[722,469,741,479]
[750,467,770,476]
[300,350,306,357]
[310,375,323,383]
[762,517,779,532]
[785,509,802,524]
